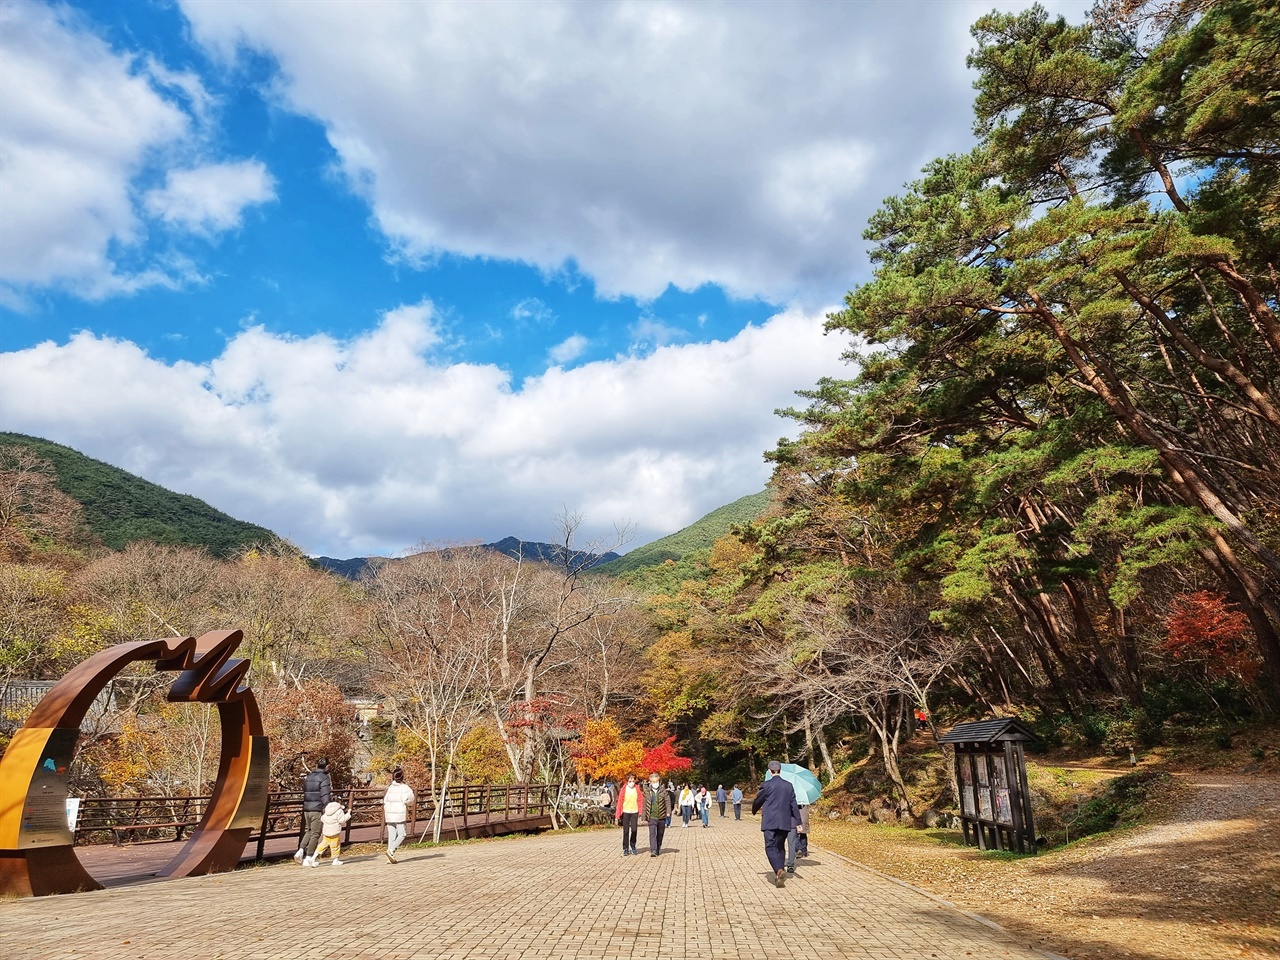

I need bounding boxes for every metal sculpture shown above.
[0,630,269,897]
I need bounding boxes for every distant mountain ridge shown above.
[0,432,278,558]
[312,537,621,581]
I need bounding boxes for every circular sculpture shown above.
[0,630,269,897]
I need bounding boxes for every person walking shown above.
[642,772,671,857]
[716,784,727,817]
[295,758,332,865]
[679,784,695,827]
[382,768,415,864]
[696,785,711,827]
[665,780,677,827]
[785,802,811,873]
[731,784,744,820]
[308,799,351,867]
[751,760,801,888]
[614,773,642,856]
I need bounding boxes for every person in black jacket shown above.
[295,758,332,866]
[750,760,801,888]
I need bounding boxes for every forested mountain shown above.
[593,490,770,577]
[0,433,278,557]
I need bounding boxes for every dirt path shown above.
[816,772,1280,960]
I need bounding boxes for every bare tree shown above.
[486,512,634,780]
[0,445,86,559]
[365,547,498,841]
[745,583,965,813]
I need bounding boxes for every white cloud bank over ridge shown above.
[0,304,846,556]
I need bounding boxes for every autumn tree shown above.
[0,444,87,561]
[213,542,367,690]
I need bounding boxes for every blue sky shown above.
[0,0,1087,557]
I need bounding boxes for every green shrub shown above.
[1065,770,1172,842]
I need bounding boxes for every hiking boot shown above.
[293,849,304,863]
[386,851,396,864]
[303,857,316,867]
[786,866,796,874]
[331,859,343,866]
[775,868,787,888]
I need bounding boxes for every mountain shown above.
[0,432,279,558]
[482,536,621,569]
[310,556,382,580]
[592,489,771,578]
[312,538,621,581]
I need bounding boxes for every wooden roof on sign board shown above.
[937,718,1037,745]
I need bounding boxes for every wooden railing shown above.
[73,783,556,854]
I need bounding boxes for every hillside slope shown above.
[1,432,278,558]
[593,489,770,577]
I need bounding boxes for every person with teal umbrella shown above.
[775,762,821,873]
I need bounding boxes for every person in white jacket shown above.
[307,800,351,866]
[382,768,416,864]
[678,785,695,827]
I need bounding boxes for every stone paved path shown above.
[1,814,1057,960]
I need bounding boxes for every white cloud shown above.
[0,3,191,298]
[510,298,555,326]
[177,0,1092,304]
[0,304,847,556]
[628,316,686,352]
[143,160,276,235]
[547,334,588,366]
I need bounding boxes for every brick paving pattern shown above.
[1,813,1055,959]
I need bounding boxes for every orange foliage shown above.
[1164,591,1260,684]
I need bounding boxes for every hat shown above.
[767,760,782,774]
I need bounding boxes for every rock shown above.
[922,808,942,828]
[827,810,842,820]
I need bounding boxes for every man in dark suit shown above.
[750,759,801,887]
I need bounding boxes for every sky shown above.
[0,0,1088,559]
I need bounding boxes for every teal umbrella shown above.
[775,763,823,805]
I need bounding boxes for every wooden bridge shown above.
[71,783,558,887]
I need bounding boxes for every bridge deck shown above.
[1,811,1054,960]
[74,811,553,887]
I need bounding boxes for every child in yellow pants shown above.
[305,801,351,866]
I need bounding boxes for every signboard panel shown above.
[229,736,271,830]
[17,728,78,849]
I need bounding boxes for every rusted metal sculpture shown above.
[0,630,269,897]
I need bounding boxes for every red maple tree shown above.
[1163,591,1260,684]
[639,736,693,778]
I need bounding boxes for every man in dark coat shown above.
[750,760,801,887]
[642,772,672,857]
[296,758,332,866]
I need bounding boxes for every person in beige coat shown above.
[306,800,351,866]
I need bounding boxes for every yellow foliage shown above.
[594,739,646,782]
[572,717,622,780]
[453,724,515,784]
[708,535,756,574]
